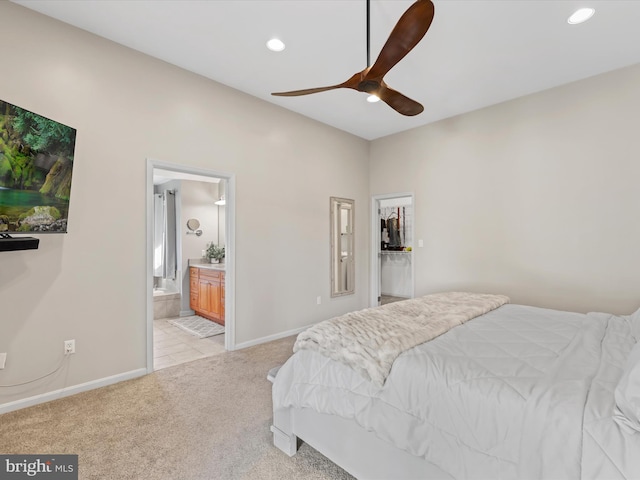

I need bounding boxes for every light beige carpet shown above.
[0,336,354,480]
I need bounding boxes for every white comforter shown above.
[294,292,509,387]
[273,304,640,479]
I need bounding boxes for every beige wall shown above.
[0,2,369,408]
[371,63,640,315]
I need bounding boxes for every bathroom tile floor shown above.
[153,316,226,370]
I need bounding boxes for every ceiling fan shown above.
[271,0,435,116]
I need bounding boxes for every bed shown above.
[270,292,640,479]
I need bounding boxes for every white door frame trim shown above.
[370,192,415,308]
[145,158,237,374]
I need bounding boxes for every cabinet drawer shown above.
[189,268,199,284]
[200,270,221,280]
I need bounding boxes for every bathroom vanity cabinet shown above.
[189,266,225,326]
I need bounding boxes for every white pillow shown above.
[614,341,640,433]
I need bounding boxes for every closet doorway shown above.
[145,159,235,373]
[370,193,415,307]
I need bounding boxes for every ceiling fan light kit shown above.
[272,0,435,116]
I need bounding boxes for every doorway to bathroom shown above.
[370,193,415,307]
[146,159,235,373]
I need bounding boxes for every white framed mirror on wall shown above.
[330,197,355,297]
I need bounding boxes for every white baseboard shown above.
[233,325,310,350]
[0,368,147,415]
[1,324,310,413]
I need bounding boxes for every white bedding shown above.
[294,292,509,387]
[273,304,640,479]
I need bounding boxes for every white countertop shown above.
[189,262,225,271]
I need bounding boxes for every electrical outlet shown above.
[316,296,321,305]
[64,339,76,355]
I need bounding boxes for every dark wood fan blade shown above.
[272,72,363,97]
[272,85,342,96]
[377,83,424,116]
[366,0,434,81]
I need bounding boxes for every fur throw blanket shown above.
[294,292,510,387]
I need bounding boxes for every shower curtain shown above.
[153,190,177,280]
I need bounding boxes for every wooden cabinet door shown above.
[189,267,199,311]
[210,282,223,325]
[220,274,225,322]
[199,277,212,314]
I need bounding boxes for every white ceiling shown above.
[12,0,640,140]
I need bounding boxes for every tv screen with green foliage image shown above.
[0,99,76,234]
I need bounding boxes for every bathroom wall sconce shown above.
[186,218,203,237]
[214,195,226,206]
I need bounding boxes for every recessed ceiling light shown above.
[367,95,380,103]
[266,38,285,52]
[568,7,595,25]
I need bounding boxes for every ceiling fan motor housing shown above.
[358,79,381,94]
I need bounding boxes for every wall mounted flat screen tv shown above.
[0,99,76,234]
